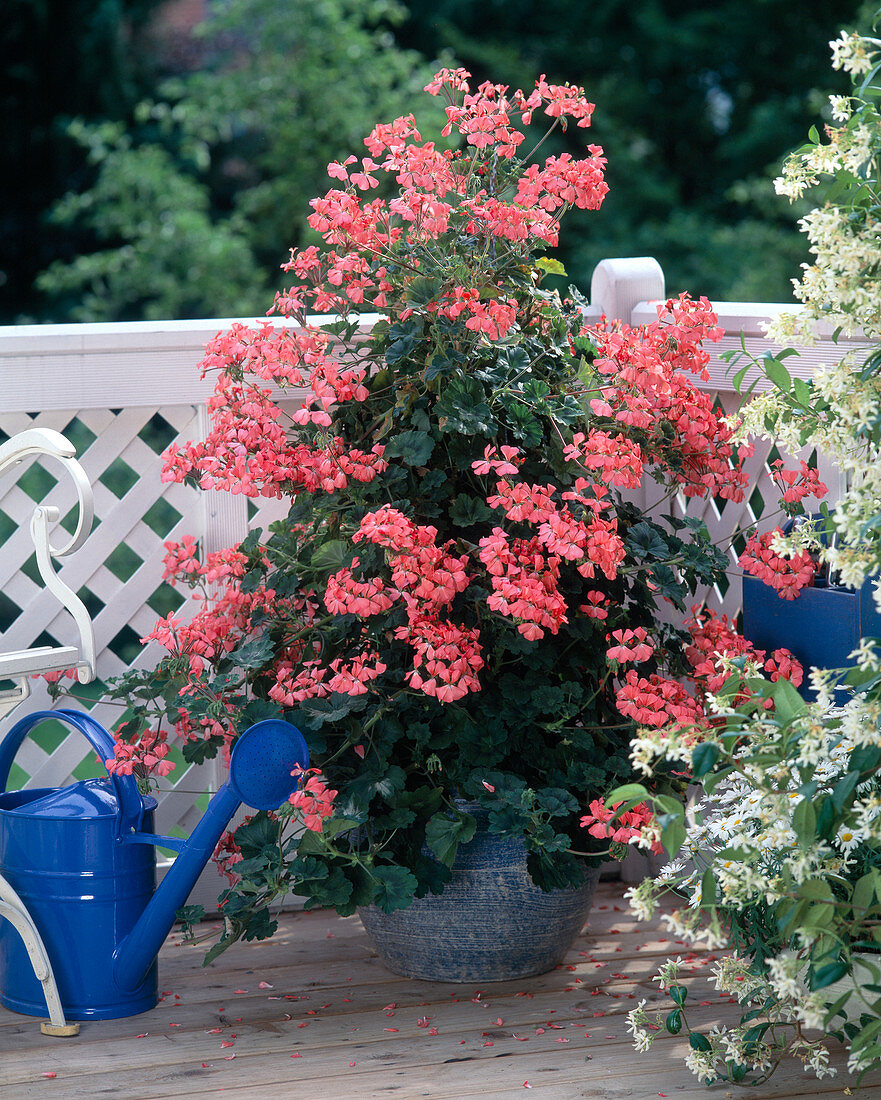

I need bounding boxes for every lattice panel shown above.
[640,389,838,625]
[0,405,224,845]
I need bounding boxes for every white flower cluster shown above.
[761,308,818,348]
[829,94,853,123]
[629,723,695,776]
[625,999,659,1054]
[679,708,881,890]
[830,31,876,76]
[624,697,881,1081]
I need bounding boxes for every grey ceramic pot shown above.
[358,809,600,982]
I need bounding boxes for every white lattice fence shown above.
[639,390,825,624]
[627,295,856,625]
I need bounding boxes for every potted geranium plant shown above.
[94,68,802,976]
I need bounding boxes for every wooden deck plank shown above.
[0,883,877,1098]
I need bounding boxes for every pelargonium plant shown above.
[620,17,881,1086]
[88,67,806,955]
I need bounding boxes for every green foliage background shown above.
[2,0,867,323]
[399,0,865,301]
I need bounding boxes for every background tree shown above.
[12,0,869,322]
[399,0,864,300]
[1,0,165,323]
[34,0,448,321]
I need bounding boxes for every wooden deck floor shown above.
[1,881,879,1099]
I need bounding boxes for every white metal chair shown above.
[0,428,96,721]
[0,427,97,1035]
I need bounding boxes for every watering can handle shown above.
[0,709,145,835]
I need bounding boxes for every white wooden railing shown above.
[0,257,862,901]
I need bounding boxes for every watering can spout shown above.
[112,719,308,994]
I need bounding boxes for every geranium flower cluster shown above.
[113,66,819,797]
[768,458,827,511]
[143,582,278,686]
[579,797,662,854]
[614,609,803,735]
[289,767,338,833]
[478,528,568,641]
[605,627,654,664]
[590,296,748,502]
[96,63,817,948]
[739,529,818,599]
[163,323,387,498]
[105,727,174,779]
[269,70,608,327]
[212,827,244,886]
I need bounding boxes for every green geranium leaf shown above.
[549,394,583,425]
[298,692,367,730]
[301,867,354,911]
[347,765,408,809]
[536,788,577,817]
[372,865,419,913]
[503,400,543,446]
[521,378,551,405]
[626,522,668,560]
[181,733,224,765]
[405,276,440,307]
[449,493,494,526]
[412,851,453,896]
[296,816,360,857]
[425,810,477,867]
[424,348,464,382]
[385,333,421,366]
[233,813,284,856]
[295,829,327,857]
[384,430,435,467]
[436,376,497,435]
[497,345,531,377]
[644,564,685,604]
[228,632,276,670]
[310,539,352,574]
[241,697,284,727]
[535,257,567,276]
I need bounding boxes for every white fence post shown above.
[590,257,665,322]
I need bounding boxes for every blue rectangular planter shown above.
[742,574,881,700]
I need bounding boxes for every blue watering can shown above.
[0,709,308,1024]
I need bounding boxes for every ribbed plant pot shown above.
[357,813,600,983]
